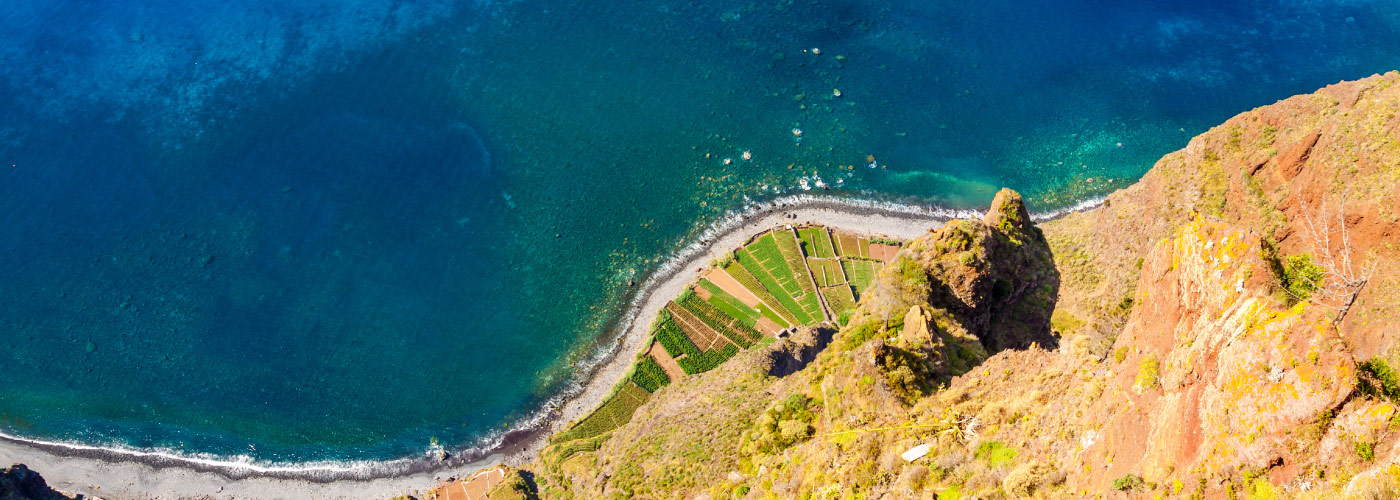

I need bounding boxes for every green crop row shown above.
[654,317,703,360]
[735,249,814,324]
[808,258,846,287]
[798,227,837,258]
[842,259,878,300]
[553,381,652,443]
[679,294,762,348]
[820,285,856,317]
[771,231,825,320]
[697,279,761,326]
[724,262,800,325]
[632,355,671,393]
[676,342,739,375]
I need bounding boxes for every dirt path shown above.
[646,342,686,382]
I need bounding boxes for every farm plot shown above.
[797,226,837,258]
[842,259,879,300]
[631,355,672,392]
[766,231,825,321]
[834,233,871,258]
[820,285,857,317]
[733,248,815,325]
[652,311,740,375]
[704,269,792,329]
[666,302,726,350]
[553,380,652,443]
[696,279,762,327]
[807,258,845,287]
[869,243,900,262]
[678,293,763,349]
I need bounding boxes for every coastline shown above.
[0,193,1101,500]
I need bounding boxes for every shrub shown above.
[1134,354,1160,392]
[1357,440,1375,461]
[1112,473,1144,491]
[1359,357,1400,401]
[1002,461,1058,497]
[740,393,817,455]
[1282,254,1324,300]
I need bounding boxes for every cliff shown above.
[513,71,1400,499]
[9,73,1400,500]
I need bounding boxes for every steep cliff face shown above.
[515,72,1400,500]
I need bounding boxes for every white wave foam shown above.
[1,193,1099,479]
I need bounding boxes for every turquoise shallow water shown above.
[1,0,1399,466]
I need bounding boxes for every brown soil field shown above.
[430,467,503,500]
[869,243,898,262]
[647,341,686,382]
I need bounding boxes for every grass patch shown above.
[974,440,1018,468]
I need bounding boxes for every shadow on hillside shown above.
[765,325,836,377]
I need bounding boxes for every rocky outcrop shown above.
[515,72,1400,500]
[0,465,72,500]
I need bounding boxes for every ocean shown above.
[1,0,1397,467]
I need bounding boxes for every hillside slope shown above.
[518,71,1400,500]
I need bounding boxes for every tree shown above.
[1290,196,1377,325]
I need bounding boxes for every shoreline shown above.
[0,193,1102,500]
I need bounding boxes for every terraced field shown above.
[547,225,899,453]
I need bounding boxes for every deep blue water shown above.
[1,0,1398,464]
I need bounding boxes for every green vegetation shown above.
[1113,473,1144,491]
[724,261,801,325]
[676,342,739,375]
[632,356,671,392]
[842,259,879,299]
[1357,440,1375,461]
[841,320,884,351]
[1050,309,1083,337]
[697,279,762,326]
[974,440,1018,468]
[678,295,762,348]
[655,305,744,375]
[553,381,652,443]
[820,286,856,317]
[797,227,837,258]
[1262,240,1324,302]
[654,315,698,360]
[736,245,816,324]
[740,393,817,455]
[807,258,843,287]
[1281,254,1324,300]
[770,230,825,319]
[1135,353,1161,391]
[1360,357,1400,401]
[1249,477,1281,500]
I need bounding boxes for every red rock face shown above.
[1084,218,1355,490]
